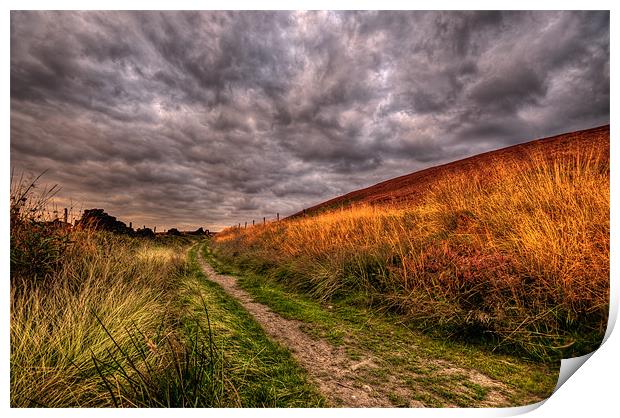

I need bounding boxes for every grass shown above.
[10,174,322,407]
[203,244,559,407]
[183,246,325,407]
[211,146,609,361]
[10,228,212,407]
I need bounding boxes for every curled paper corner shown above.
[552,352,595,394]
[550,299,618,396]
[502,304,618,416]
[495,351,601,416]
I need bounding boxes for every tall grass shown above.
[10,176,227,407]
[213,148,609,360]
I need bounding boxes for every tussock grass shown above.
[10,175,224,407]
[213,148,609,360]
[10,228,214,407]
[11,174,323,407]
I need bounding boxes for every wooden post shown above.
[252,219,255,226]
[263,217,265,225]
[277,212,280,221]
[63,208,68,223]
[129,221,132,230]
[244,221,247,228]
[154,226,156,233]
[238,223,241,229]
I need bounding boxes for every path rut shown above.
[197,253,393,407]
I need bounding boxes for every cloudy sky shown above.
[10,11,609,230]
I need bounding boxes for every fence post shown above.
[252,219,255,226]
[154,226,156,233]
[277,212,280,221]
[263,217,265,225]
[245,221,247,229]
[63,208,68,223]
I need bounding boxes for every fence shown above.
[231,211,293,230]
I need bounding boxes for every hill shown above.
[291,125,610,217]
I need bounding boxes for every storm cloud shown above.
[10,11,609,230]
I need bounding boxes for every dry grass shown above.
[10,175,223,407]
[213,147,609,360]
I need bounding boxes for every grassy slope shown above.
[203,243,559,407]
[183,245,324,407]
[291,125,609,217]
[212,131,609,360]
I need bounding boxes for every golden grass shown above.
[213,148,609,359]
[10,229,188,407]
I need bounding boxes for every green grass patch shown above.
[185,245,324,407]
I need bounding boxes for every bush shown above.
[10,173,71,286]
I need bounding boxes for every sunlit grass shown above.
[10,173,323,407]
[213,147,609,360]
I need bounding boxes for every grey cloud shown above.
[10,11,609,230]
[469,67,547,113]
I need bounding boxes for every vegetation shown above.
[185,247,324,407]
[212,148,609,361]
[10,175,321,407]
[10,134,608,407]
[203,244,559,406]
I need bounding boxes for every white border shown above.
[2,2,616,417]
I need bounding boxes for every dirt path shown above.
[198,253,398,407]
[197,252,521,407]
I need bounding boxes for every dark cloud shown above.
[10,11,609,230]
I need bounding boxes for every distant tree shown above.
[76,209,132,234]
[135,227,155,238]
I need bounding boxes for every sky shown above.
[10,11,609,231]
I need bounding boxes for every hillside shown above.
[215,124,609,361]
[291,125,610,217]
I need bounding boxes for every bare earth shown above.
[198,253,523,407]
